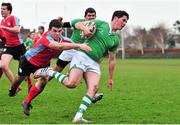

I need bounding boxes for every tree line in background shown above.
[121,20,180,54]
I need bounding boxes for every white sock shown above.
[47,69,55,77]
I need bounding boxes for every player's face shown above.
[30,32,35,39]
[1,6,10,18]
[38,29,44,35]
[85,12,96,21]
[50,27,62,41]
[114,16,128,30]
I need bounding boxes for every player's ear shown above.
[114,17,119,21]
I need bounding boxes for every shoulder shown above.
[8,15,20,25]
[9,15,19,20]
[71,18,85,26]
[92,19,109,29]
[93,19,108,24]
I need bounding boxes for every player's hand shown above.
[56,16,63,22]
[0,25,6,30]
[108,79,113,91]
[82,27,93,37]
[78,43,92,51]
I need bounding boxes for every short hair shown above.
[111,10,129,21]
[38,26,45,32]
[28,31,35,37]
[49,19,62,29]
[84,7,96,17]
[1,2,12,14]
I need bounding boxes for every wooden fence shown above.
[117,48,180,58]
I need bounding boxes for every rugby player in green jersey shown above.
[34,10,129,123]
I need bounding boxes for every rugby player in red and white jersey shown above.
[33,25,45,43]
[0,2,30,92]
[8,19,91,114]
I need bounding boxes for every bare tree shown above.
[135,28,147,54]
[149,24,169,54]
[173,20,180,33]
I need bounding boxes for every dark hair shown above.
[49,19,62,29]
[111,10,129,21]
[84,7,96,17]
[38,25,45,32]
[28,31,35,37]
[1,2,12,14]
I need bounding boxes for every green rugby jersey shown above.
[71,19,120,62]
[82,32,119,62]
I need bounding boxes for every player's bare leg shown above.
[1,54,14,83]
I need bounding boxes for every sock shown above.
[47,69,55,77]
[51,72,67,84]
[24,85,42,104]
[74,94,93,119]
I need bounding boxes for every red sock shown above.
[24,85,42,104]
[0,68,3,78]
[26,77,32,88]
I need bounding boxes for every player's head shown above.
[49,19,63,41]
[1,2,12,17]
[84,7,96,21]
[38,25,45,35]
[111,10,129,30]
[28,31,35,39]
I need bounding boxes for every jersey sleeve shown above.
[109,35,120,53]
[70,19,84,28]
[11,16,20,26]
[38,37,50,47]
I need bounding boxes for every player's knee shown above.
[68,84,77,88]
[67,81,78,88]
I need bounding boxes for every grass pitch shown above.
[0,58,180,124]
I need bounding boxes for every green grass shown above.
[0,58,180,124]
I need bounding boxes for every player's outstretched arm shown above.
[48,42,92,51]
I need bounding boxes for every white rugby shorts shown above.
[58,49,77,61]
[70,51,101,75]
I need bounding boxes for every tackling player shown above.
[7,19,91,115]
